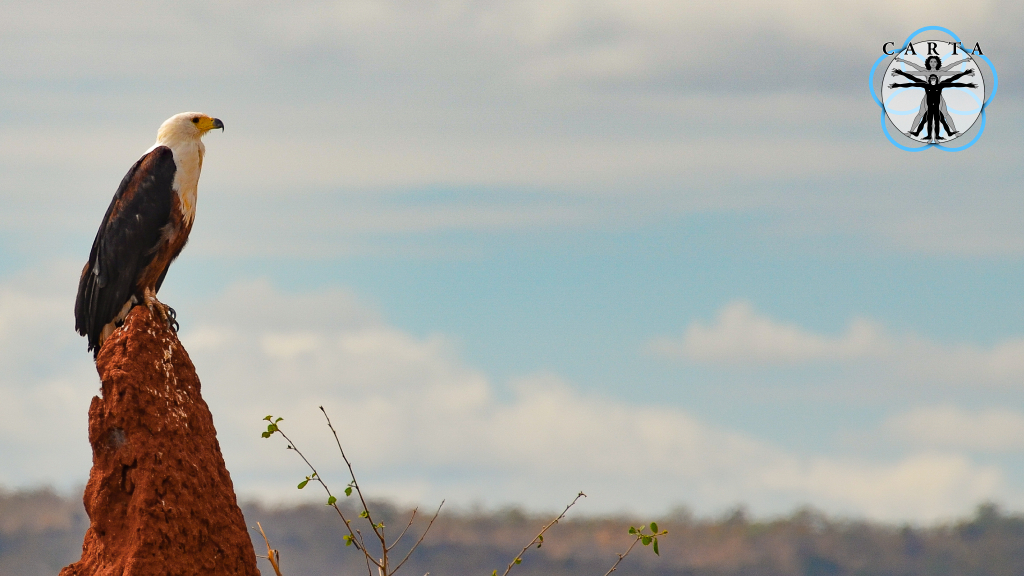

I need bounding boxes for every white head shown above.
[155,112,224,148]
[152,112,223,223]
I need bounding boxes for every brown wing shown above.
[75,146,176,355]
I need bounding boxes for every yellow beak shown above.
[196,116,225,133]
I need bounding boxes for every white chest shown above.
[171,142,204,224]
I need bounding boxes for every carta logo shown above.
[870,27,997,151]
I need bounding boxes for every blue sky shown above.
[2,1,1024,522]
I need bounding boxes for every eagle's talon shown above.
[156,304,178,332]
[143,292,177,332]
[167,308,180,333]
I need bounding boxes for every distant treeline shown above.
[3,488,1024,576]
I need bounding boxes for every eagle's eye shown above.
[191,117,200,124]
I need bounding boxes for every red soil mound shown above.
[61,306,260,576]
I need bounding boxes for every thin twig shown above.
[602,535,642,576]
[500,492,587,576]
[270,412,445,576]
[275,426,380,573]
[255,522,284,576]
[364,549,375,576]
[321,406,389,567]
[391,500,445,575]
[387,508,419,553]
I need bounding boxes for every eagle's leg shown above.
[143,287,179,332]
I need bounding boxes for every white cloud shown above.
[649,301,889,365]
[3,0,997,82]
[0,1,1021,260]
[173,282,1008,520]
[881,405,1024,453]
[0,264,97,489]
[0,270,1013,521]
[650,301,1024,384]
[780,453,1002,521]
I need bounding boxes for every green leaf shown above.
[297,480,309,489]
[264,415,273,421]
[653,538,660,556]
[360,510,369,518]
[345,486,353,496]
[492,571,498,576]
[514,557,522,565]
[261,431,271,438]
[275,417,283,423]
[343,535,354,546]
[650,522,658,533]
[538,535,544,542]
[642,536,652,546]
[628,527,636,535]
[327,495,337,505]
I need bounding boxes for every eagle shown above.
[75,112,224,357]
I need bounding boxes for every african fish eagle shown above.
[75,112,224,357]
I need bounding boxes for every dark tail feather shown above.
[75,269,102,356]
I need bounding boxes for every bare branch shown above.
[255,522,284,576]
[602,536,641,576]
[500,492,586,576]
[391,500,445,575]
[320,406,388,554]
[274,424,382,572]
[364,548,375,576]
[267,413,449,576]
[387,508,419,553]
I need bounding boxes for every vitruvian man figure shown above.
[889,64,976,141]
[892,55,973,136]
